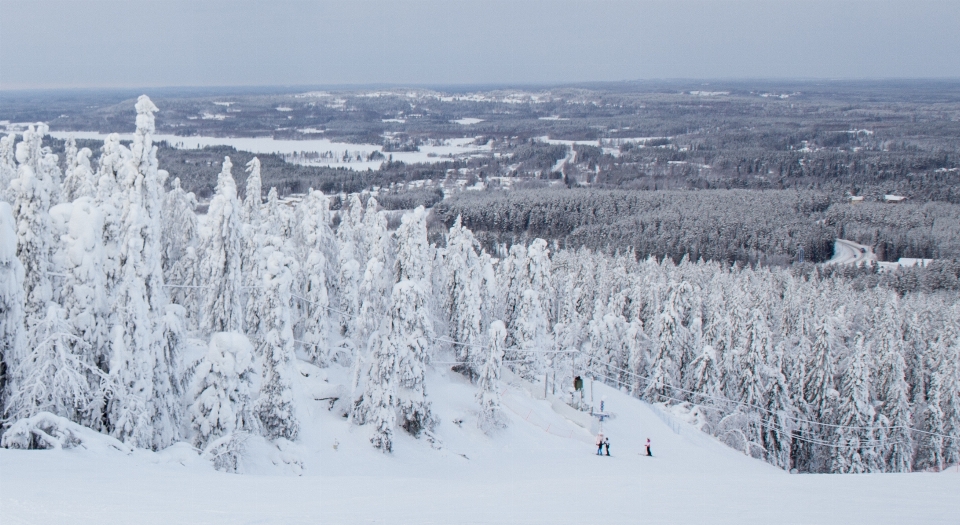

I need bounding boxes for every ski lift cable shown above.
[587,368,911,450]
[586,359,955,440]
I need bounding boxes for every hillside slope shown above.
[1,362,957,525]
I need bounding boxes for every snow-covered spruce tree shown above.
[162,178,201,326]
[359,326,398,452]
[94,133,126,302]
[943,352,960,465]
[241,158,263,227]
[508,289,550,380]
[47,197,110,427]
[293,189,335,366]
[762,347,794,470]
[915,369,945,471]
[0,134,16,203]
[161,177,198,278]
[299,247,333,365]
[189,332,260,466]
[394,205,432,284]
[586,307,629,388]
[803,315,842,471]
[941,335,960,469]
[390,279,436,437]
[352,268,436,446]
[199,157,245,334]
[105,96,183,450]
[334,195,365,344]
[355,206,393,351]
[0,202,26,420]
[738,308,771,408]
[348,208,395,408]
[442,216,484,379]
[10,127,54,323]
[687,343,720,407]
[526,238,556,323]
[624,319,648,397]
[252,249,300,441]
[61,147,96,203]
[476,320,507,433]
[645,281,691,402]
[876,311,913,473]
[4,304,96,424]
[832,333,879,473]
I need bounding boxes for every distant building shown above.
[883,195,907,203]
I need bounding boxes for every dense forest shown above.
[436,189,960,265]
[1,98,958,475]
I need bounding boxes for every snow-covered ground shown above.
[828,239,938,271]
[2,366,957,525]
[828,239,876,265]
[47,132,490,171]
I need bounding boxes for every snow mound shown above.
[1,412,132,454]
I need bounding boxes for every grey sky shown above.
[1,0,958,89]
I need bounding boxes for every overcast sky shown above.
[1,0,958,89]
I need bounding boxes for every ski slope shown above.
[2,365,957,525]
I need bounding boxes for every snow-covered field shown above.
[2,370,956,525]
[48,132,490,171]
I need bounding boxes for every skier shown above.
[604,437,610,456]
[645,438,652,457]
[596,433,604,455]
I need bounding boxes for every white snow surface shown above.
[48,132,490,171]
[2,365,956,524]
[828,239,939,271]
[828,239,876,265]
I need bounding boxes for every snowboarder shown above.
[645,438,652,457]
[604,437,610,456]
[596,433,604,455]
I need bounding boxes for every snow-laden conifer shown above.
[61,147,96,203]
[293,189,336,365]
[200,157,245,334]
[915,369,946,471]
[0,134,16,203]
[832,333,878,473]
[355,205,393,347]
[0,202,25,418]
[442,216,484,378]
[252,249,300,441]
[242,158,263,227]
[390,279,435,437]
[876,305,913,472]
[394,205,432,284]
[189,332,260,452]
[10,127,54,321]
[477,320,506,432]
[941,339,960,468]
[4,304,96,424]
[360,326,398,452]
[105,96,182,450]
[507,289,550,380]
[762,346,793,470]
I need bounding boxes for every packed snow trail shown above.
[2,367,957,525]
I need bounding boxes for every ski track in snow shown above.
[2,369,957,525]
